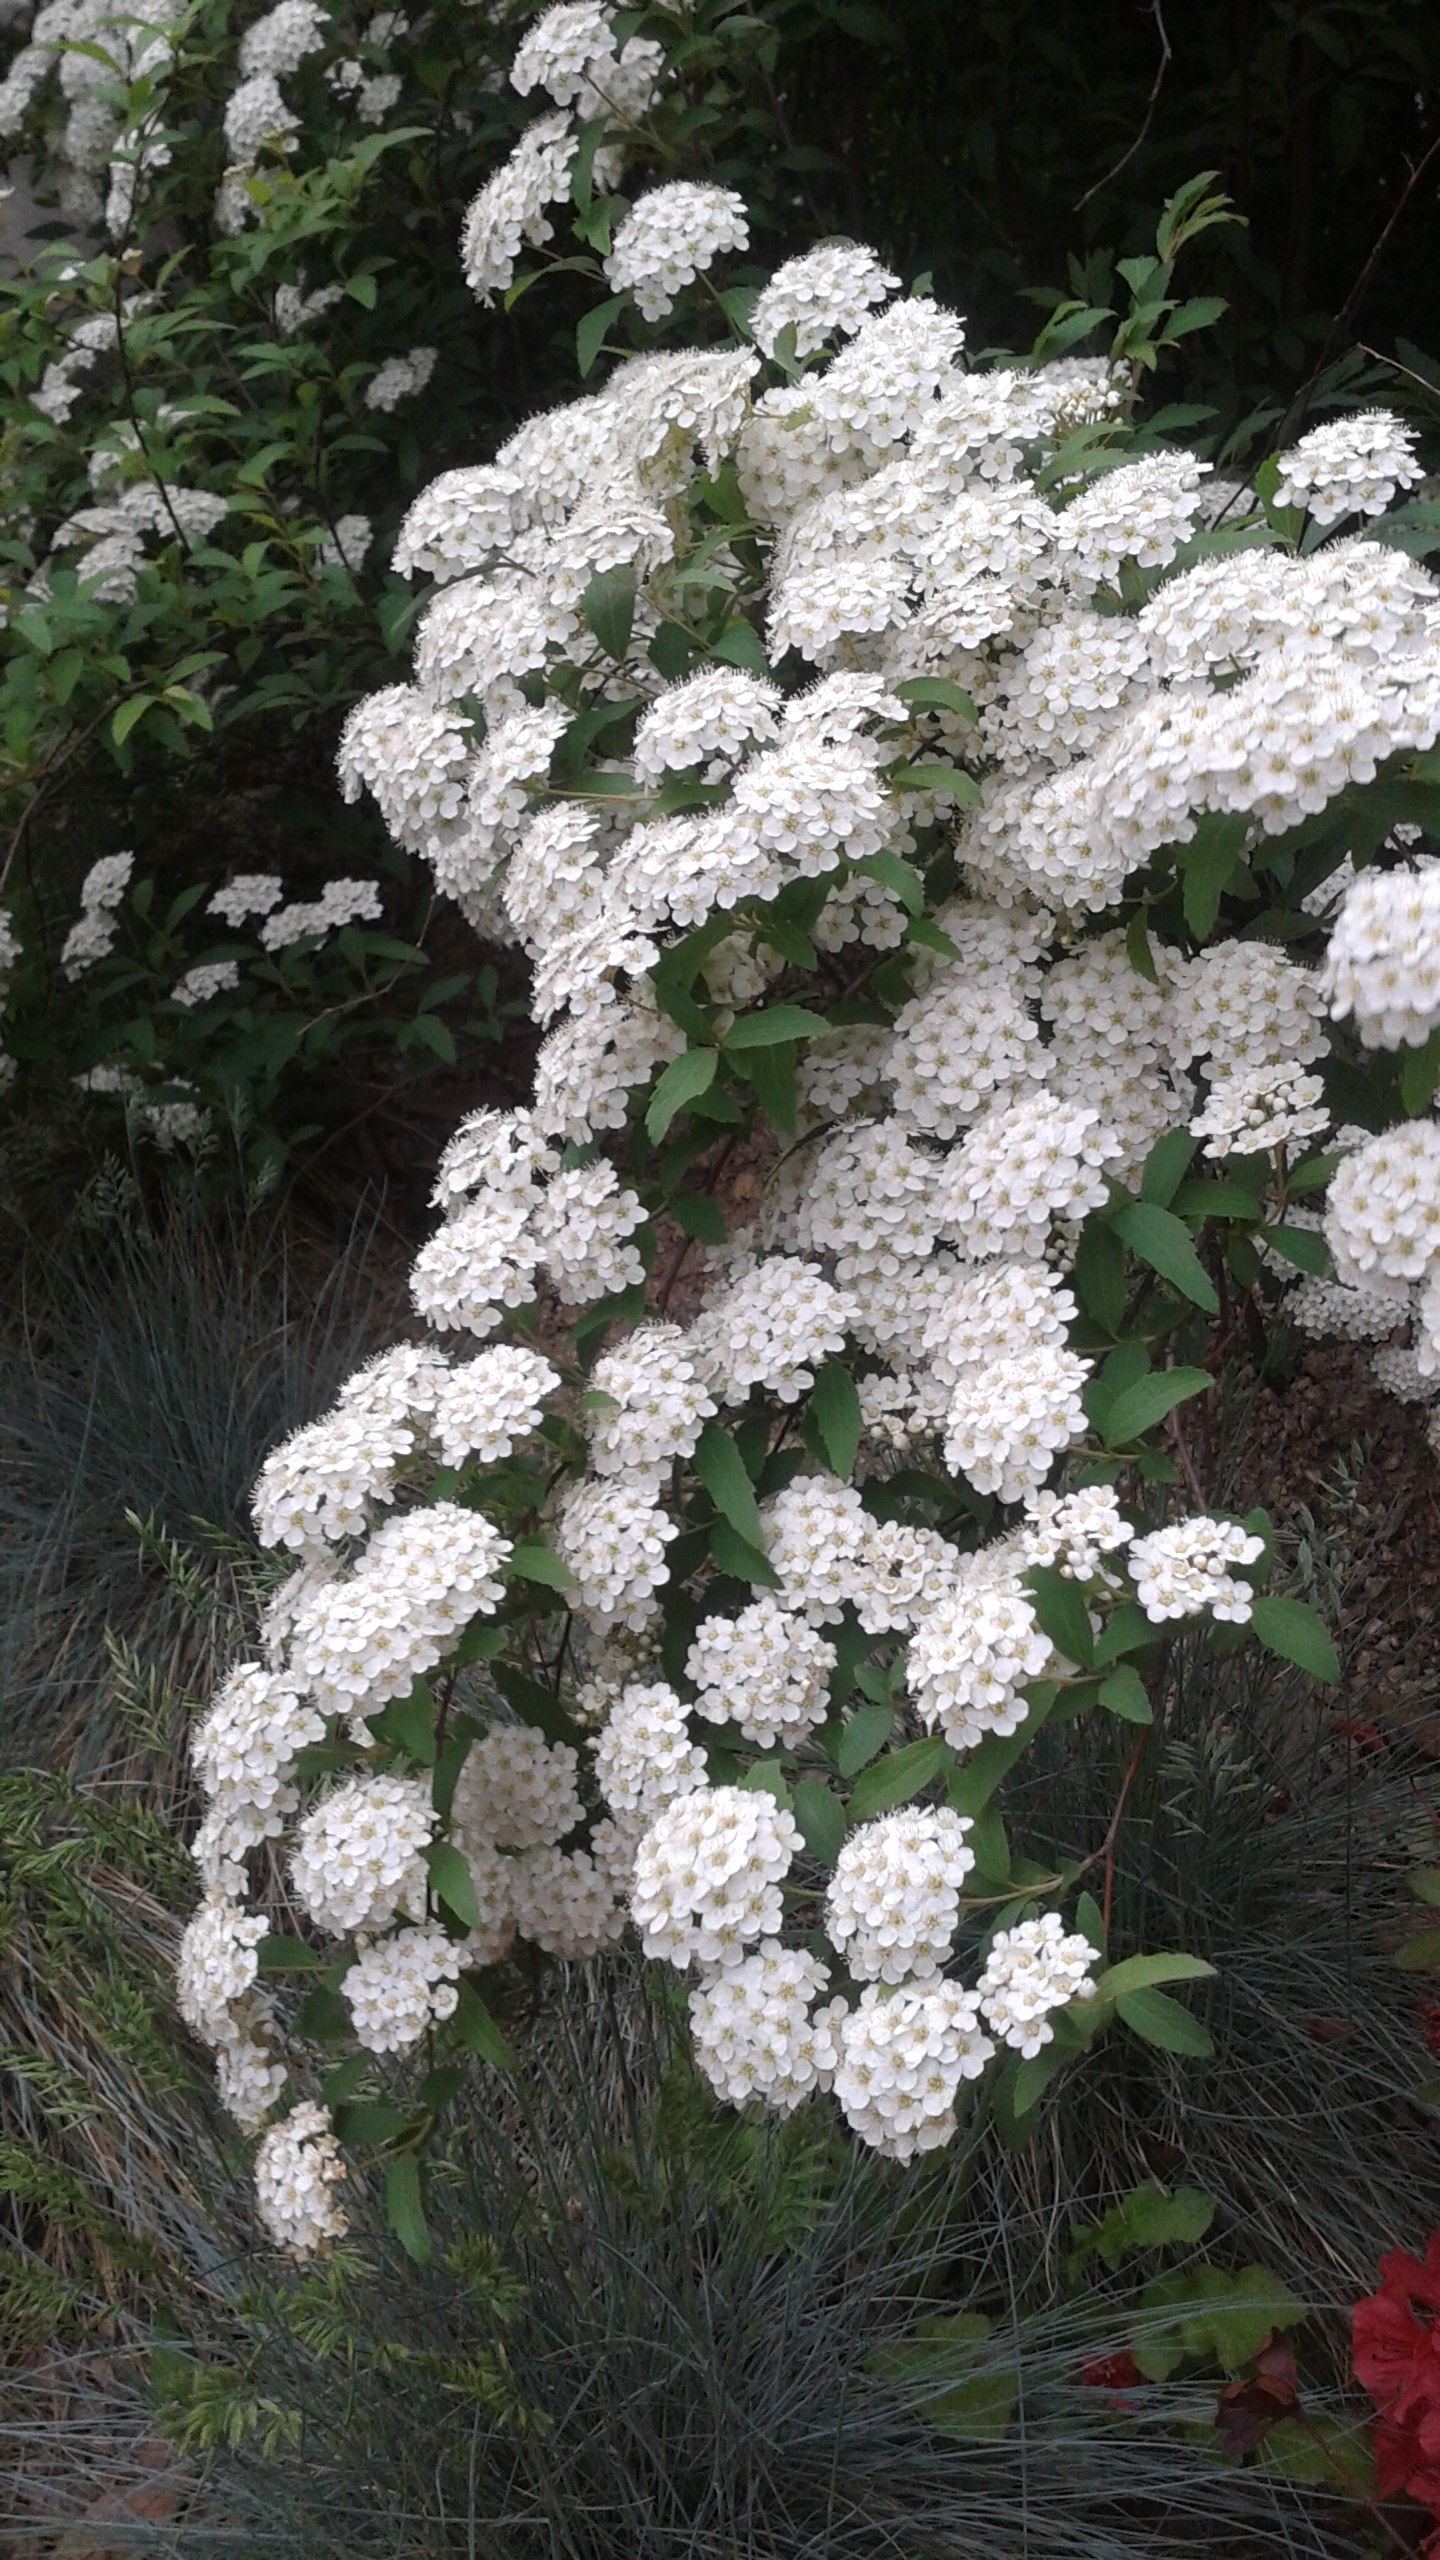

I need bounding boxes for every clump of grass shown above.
[161,1958,1374,2560]
[0,1198,396,1778]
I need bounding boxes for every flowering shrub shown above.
[153,123,1440,2262]
[0,844,519,1184]
[0,0,878,1134]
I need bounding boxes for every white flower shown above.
[825,1807,975,1983]
[686,1599,835,1751]
[449,1725,583,1852]
[832,1980,993,2160]
[509,1845,625,1957]
[604,182,749,321]
[942,1345,1090,1503]
[1273,410,1422,526]
[630,1784,800,1969]
[172,960,240,1007]
[693,1257,856,1404]
[1325,1121,1440,1290]
[977,1912,1098,2057]
[689,1944,844,2113]
[209,872,282,925]
[907,1573,1052,1752]
[592,1679,709,1819]
[554,1478,676,1620]
[1189,1061,1330,1160]
[290,1772,435,1936]
[342,1923,462,2053]
[364,347,438,413]
[1322,861,1440,1051]
[749,242,898,359]
[254,2103,348,2255]
[1128,1514,1265,1624]
[432,1345,558,1466]
[585,1323,717,1481]
[176,1897,268,2047]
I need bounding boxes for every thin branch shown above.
[1074,0,1172,214]
[1276,122,1440,446]
[1101,1728,1150,1935]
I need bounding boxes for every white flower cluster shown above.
[1128,1516,1265,1624]
[689,1945,844,2113]
[60,850,132,979]
[630,1785,800,1967]
[1322,861,1440,1052]
[193,212,1438,2234]
[831,1980,994,2160]
[977,1914,1099,2057]
[605,182,750,321]
[824,1807,975,1982]
[1272,412,1422,526]
[686,1599,835,1751]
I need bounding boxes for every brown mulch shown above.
[1228,1343,1440,1750]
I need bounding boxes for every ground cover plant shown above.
[5,7,1440,2556]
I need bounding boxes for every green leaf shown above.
[453,1979,515,2070]
[724,1004,830,1051]
[1068,2183,1216,2273]
[1024,1565,1095,1668]
[1169,1178,1264,1220]
[577,293,629,378]
[1093,1603,1153,1665]
[256,1935,323,1971]
[1101,1365,1211,1448]
[1136,2264,1306,2380]
[1110,1203,1219,1313]
[1180,814,1249,935]
[1248,1593,1340,1684]
[385,2153,430,2265]
[1407,1869,1440,1908]
[111,694,153,746]
[1098,1664,1152,1724]
[646,1046,718,1140]
[1126,909,1158,983]
[1259,1224,1331,1276]
[1394,1931,1440,1973]
[1098,1952,1216,1997]
[853,849,923,914]
[734,1038,796,1135]
[711,618,769,677]
[1400,1026,1440,1116]
[507,1543,575,1594]
[669,1190,727,1243]
[1115,1986,1214,2057]
[693,1420,763,1547]
[1139,1129,1198,1207]
[491,1662,580,1747]
[425,1841,479,1930]
[945,1685,1057,1813]
[792,1778,845,1865]
[835,1696,893,1778]
[892,676,976,719]
[366,1683,437,1764]
[708,1518,779,1586]
[891,761,980,801]
[846,1736,948,1827]
[809,1360,861,1478]
[581,564,638,659]
[344,269,378,308]
[1073,1219,1125,1333]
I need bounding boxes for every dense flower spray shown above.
[163,61,1440,2251]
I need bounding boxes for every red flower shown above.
[1355,2234,1440,2542]
[1081,2348,1140,2391]
[1419,2006,1440,2060]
